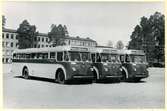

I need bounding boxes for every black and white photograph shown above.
[2,1,165,108]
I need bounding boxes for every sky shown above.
[2,1,164,46]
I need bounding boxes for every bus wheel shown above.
[57,70,66,84]
[134,78,141,82]
[22,67,29,79]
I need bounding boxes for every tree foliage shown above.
[116,40,124,49]
[48,24,69,46]
[128,12,165,63]
[17,20,38,49]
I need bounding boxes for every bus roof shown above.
[117,49,145,55]
[90,47,118,54]
[13,46,90,54]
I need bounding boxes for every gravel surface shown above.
[3,64,165,108]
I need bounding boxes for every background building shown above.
[2,28,97,63]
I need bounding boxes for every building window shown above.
[46,38,48,42]
[34,37,37,41]
[2,33,4,39]
[42,45,44,47]
[16,43,19,47]
[34,44,37,48]
[6,42,9,47]
[16,35,18,39]
[46,45,48,47]
[6,33,9,39]
[42,38,44,42]
[38,44,40,48]
[38,37,40,41]
[2,42,4,47]
[11,42,13,47]
[11,34,14,39]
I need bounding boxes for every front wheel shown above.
[22,67,29,79]
[56,70,66,84]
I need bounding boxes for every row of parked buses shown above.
[12,46,149,84]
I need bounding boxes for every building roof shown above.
[3,28,96,42]
[3,28,17,33]
[38,32,48,36]
[63,36,96,42]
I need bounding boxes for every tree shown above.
[48,24,69,46]
[116,40,124,49]
[2,15,6,29]
[128,12,165,64]
[17,20,38,49]
[107,40,113,47]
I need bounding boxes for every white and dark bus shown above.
[117,49,149,82]
[90,46,123,81]
[12,46,94,84]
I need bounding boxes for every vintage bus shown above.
[12,46,94,84]
[117,49,149,82]
[90,46,123,81]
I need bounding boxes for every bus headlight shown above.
[72,67,76,71]
[133,68,137,71]
[119,68,122,71]
[104,68,108,72]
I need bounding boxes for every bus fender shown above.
[121,66,128,79]
[55,64,67,80]
[93,66,100,79]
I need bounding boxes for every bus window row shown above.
[13,51,92,62]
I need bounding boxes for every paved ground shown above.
[3,64,165,108]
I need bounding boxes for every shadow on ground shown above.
[14,76,93,85]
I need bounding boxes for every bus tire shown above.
[56,69,66,84]
[22,67,29,79]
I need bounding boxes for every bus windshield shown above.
[81,52,91,62]
[130,55,146,63]
[69,52,81,61]
[101,53,120,63]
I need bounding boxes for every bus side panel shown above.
[12,62,24,77]
[28,63,64,79]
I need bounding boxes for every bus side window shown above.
[57,52,63,61]
[91,53,95,62]
[42,53,48,59]
[125,54,130,62]
[96,53,101,62]
[120,55,124,63]
[13,54,16,59]
[64,51,69,61]
[50,52,55,59]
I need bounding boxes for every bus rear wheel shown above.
[22,67,29,79]
[57,70,66,84]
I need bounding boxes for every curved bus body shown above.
[12,46,94,84]
[90,47,122,81]
[117,50,149,82]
